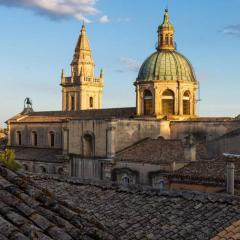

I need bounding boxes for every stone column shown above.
[153,86,159,116]
[7,124,11,146]
[174,88,179,115]
[178,85,183,115]
[227,162,235,195]
[136,85,141,116]
[106,121,117,159]
[66,93,70,111]
[193,93,197,116]
[62,128,69,155]
[62,91,65,111]
[74,92,78,111]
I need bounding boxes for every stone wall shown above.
[202,130,240,159]
[17,159,69,175]
[171,119,240,142]
[113,161,169,185]
[68,119,170,158]
[71,157,105,180]
[10,122,63,148]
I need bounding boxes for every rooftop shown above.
[115,137,186,164]
[7,108,136,123]
[1,164,240,239]
[32,174,240,240]
[168,155,240,186]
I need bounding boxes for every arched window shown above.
[32,131,38,146]
[162,90,175,115]
[170,35,173,45]
[71,96,75,111]
[121,175,130,185]
[39,166,47,173]
[165,35,169,45]
[143,90,153,116]
[83,134,94,158]
[89,97,93,108]
[22,164,28,171]
[16,131,22,145]
[49,132,55,147]
[160,34,163,45]
[58,168,64,175]
[183,91,191,115]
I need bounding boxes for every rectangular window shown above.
[17,132,22,145]
[71,96,75,111]
[183,100,190,115]
[162,99,174,115]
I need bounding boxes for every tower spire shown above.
[71,23,94,76]
[61,23,103,112]
[157,9,175,51]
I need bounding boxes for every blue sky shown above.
[0,0,240,127]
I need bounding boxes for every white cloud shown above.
[222,24,240,36]
[0,0,98,22]
[99,15,109,24]
[119,57,141,73]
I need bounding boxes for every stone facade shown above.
[6,9,240,189]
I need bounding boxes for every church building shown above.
[7,9,240,187]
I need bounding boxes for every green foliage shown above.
[0,149,21,171]
[0,128,8,136]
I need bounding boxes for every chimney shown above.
[184,135,196,162]
[227,161,235,195]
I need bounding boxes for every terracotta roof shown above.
[168,156,240,185]
[212,220,240,240]
[32,174,240,240]
[7,108,136,123]
[0,165,116,239]
[115,138,186,164]
[10,147,64,163]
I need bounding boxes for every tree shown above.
[0,149,21,171]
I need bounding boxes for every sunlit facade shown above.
[135,9,198,120]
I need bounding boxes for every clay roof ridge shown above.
[30,174,240,204]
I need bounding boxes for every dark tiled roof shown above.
[168,156,240,185]
[32,174,240,240]
[0,166,116,240]
[8,107,136,123]
[115,138,186,164]
[10,147,64,163]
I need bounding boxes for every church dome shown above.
[137,50,196,82]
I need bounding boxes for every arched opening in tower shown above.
[183,91,191,115]
[144,90,153,116]
[162,89,175,115]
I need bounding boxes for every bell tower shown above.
[61,23,104,111]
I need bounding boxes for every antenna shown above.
[197,81,202,115]
[174,41,177,50]
[166,0,170,10]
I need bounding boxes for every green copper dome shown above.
[137,50,196,82]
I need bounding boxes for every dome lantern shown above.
[157,9,175,51]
